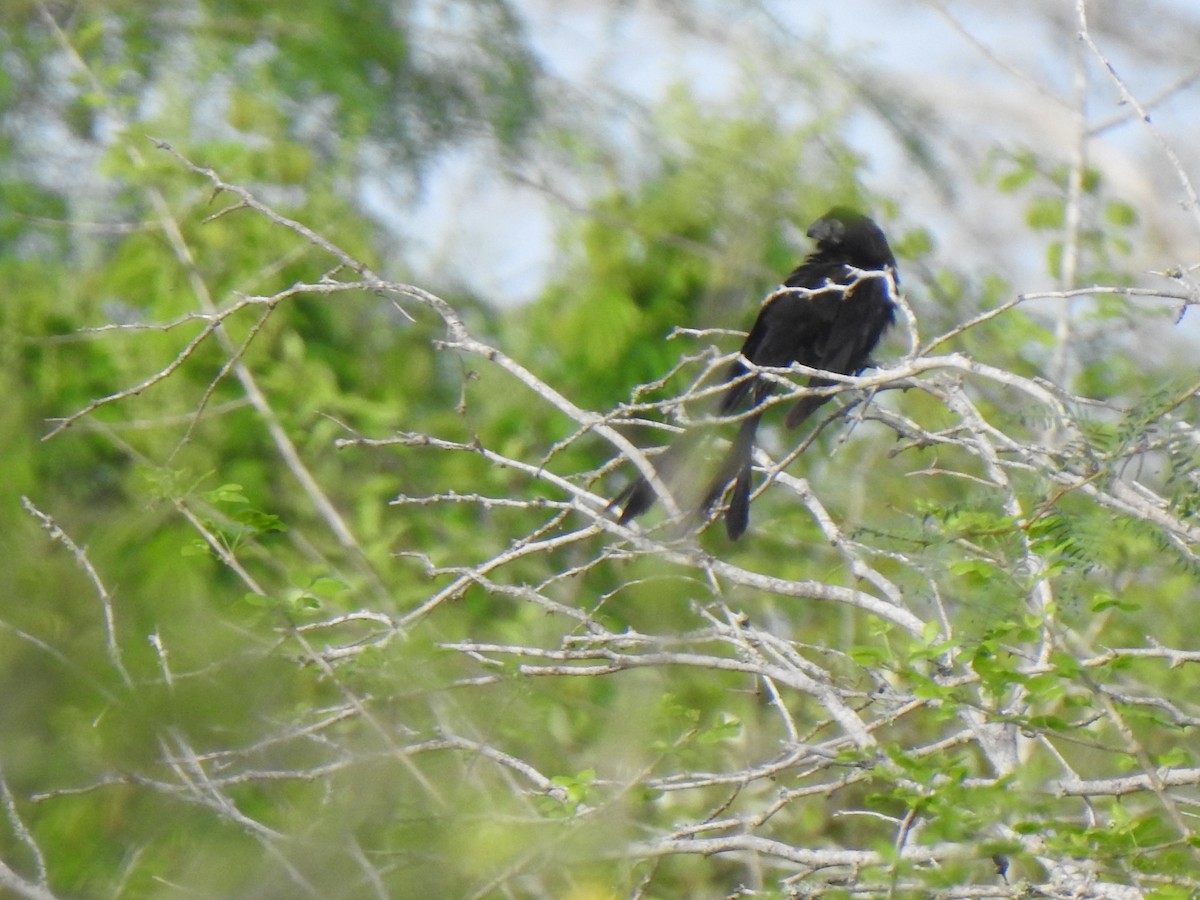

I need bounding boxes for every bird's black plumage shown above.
[610,207,899,539]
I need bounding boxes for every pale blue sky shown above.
[365,0,1200,308]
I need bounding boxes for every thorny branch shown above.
[29,47,1200,893]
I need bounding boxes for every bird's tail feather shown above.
[700,413,761,540]
[611,476,655,524]
[611,412,764,540]
[609,429,706,525]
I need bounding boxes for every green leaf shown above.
[698,713,741,745]
[1046,240,1063,278]
[304,576,351,598]
[1049,652,1083,678]
[995,151,1038,193]
[1104,199,1138,227]
[1090,592,1139,613]
[848,645,889,667]
[893,227,933,259]
[1026,196,1065,230]
[181,538,212,557]
[550,768,597,808]
[1156,746,1191,768]
[234,509,287,535]
[910,672,952,701]
[204,483,248,505]
[921,619,943,644]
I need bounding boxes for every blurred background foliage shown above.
[2,0,1199,897]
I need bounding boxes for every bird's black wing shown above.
[780,266,896,428]
[718,257,851,415]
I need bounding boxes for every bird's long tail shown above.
[609,429,704,525]
[700,412,762,540]
[610,409,765,540]
[611,471,656,525]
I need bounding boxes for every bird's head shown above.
[807,207,897,271]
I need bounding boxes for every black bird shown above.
[610,207,899,540]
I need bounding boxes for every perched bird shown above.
[610,207,899,540]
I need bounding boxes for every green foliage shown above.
[1,0,539,175]
[987,147,1141,284]
[522,92,872,409]
[3,6,1200,899]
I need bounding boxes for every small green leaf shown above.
[1023,674,1062,698]
[235,509,287,534]
[290,593,322,614]
[848,645,889,667]
[205,483,248,505]
[1046,240,1063,278]
[1091,592,1139,613]
[549,768,597,810]
[1156,746,1191,768]
[910,673,951,701]
[894,227,933,259]
[998,166,1036,193]
[1026,197,1065,229]
[1105,199,1138,227]
[1050,652,1083,678]
[698,714,741,745]
[996,151,1038,193]
[181,539,211,558]
[305,576,350,598]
